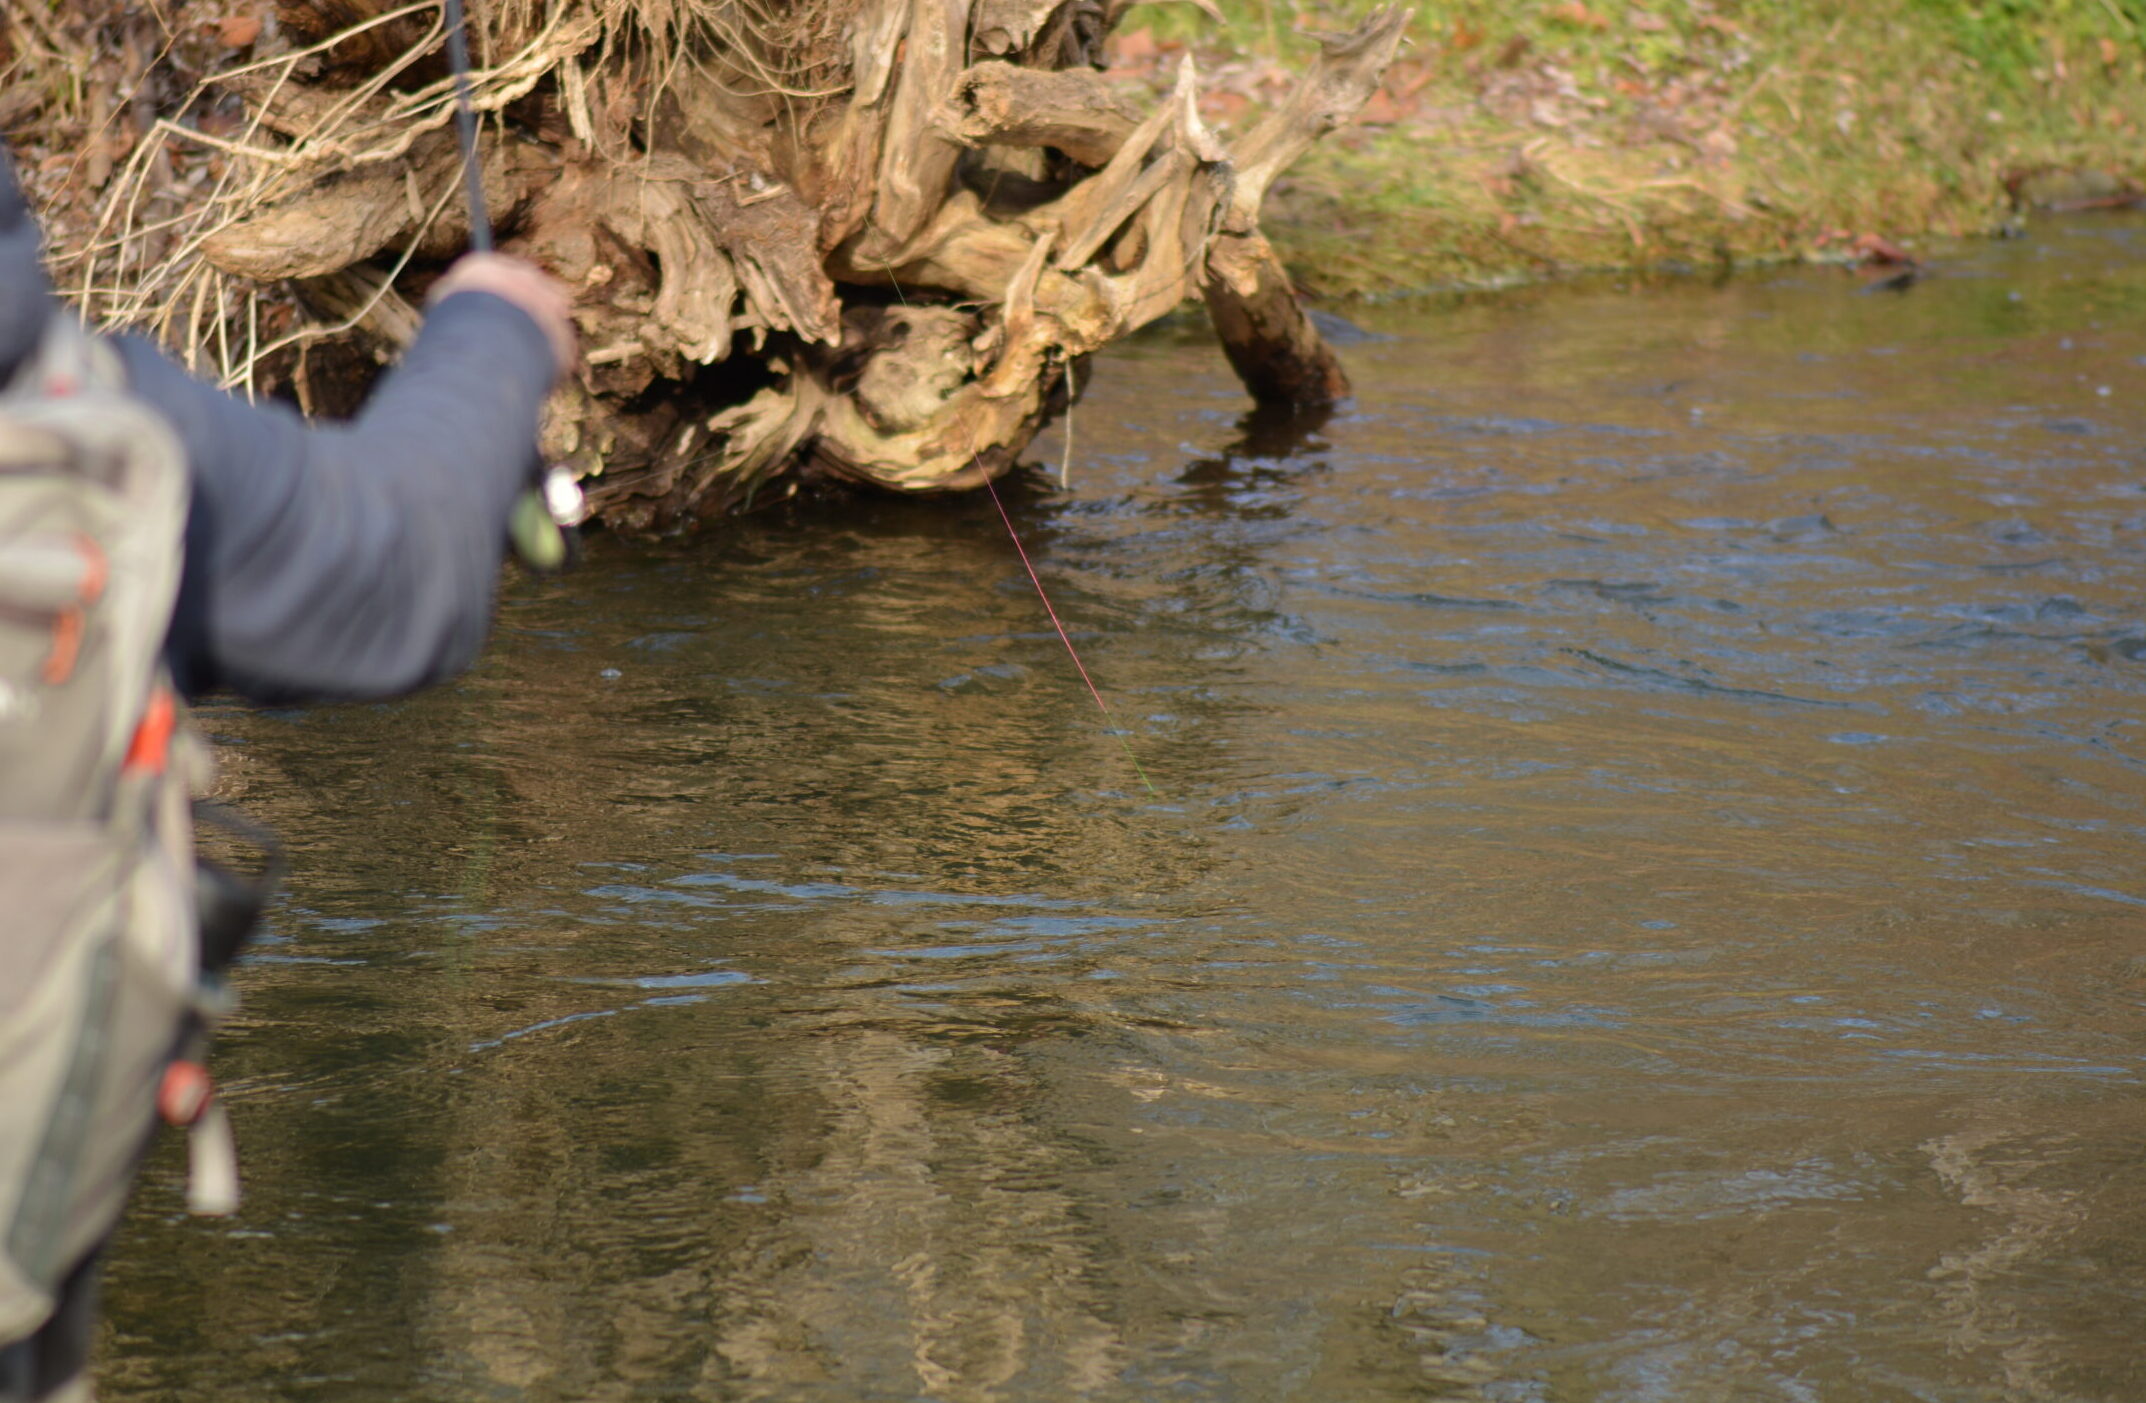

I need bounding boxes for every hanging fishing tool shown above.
[442,0,586,571]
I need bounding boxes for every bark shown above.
[1203,231,1350,409]
[949,63,1145,167]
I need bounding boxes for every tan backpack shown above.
[0,317,234,1350]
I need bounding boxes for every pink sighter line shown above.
[982,470,1115,720]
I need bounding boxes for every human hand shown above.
[430,252,577,380]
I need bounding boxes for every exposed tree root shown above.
[11,0,1409,532]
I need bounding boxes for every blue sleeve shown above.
[119,292,557,704]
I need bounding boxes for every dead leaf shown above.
[218,13,262,48]
[1385,59,1434,99]
[1549,2,1609,32]
[1451,18,1483,52]
[1849,231,1914,265]
[1109,27,1160,65]
[1496,35,1532,68]
[1199,90,1252,125]
[1630,10,1669,33]
[196,107,246,139]
[1358,88,1408,125]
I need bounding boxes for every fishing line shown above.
[881,285,1145,792]
[978,462,1158,797]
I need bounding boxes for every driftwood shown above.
[29,0,1409,532]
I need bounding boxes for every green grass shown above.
[1120,0,2146,294]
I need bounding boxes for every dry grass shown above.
[1,0,862,392]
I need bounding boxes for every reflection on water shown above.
[102,218,2146,1401]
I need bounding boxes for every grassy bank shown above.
[1120,0,2146,296]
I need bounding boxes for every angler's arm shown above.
[122,291,556,704]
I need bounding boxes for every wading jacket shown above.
[0,160,555,705]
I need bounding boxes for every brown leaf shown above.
[1109,27,1160,64]
[1385,59,1434,99]
[1549,2,1609,32]
[218,13,263,48]
[1849,232,1914,266]
[1357,88,1408,126]
[1199,90,1252,125]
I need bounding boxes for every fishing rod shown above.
[441,0,585,570]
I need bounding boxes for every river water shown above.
[101,218,2146,1401]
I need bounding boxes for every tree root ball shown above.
[17,0,1409,532]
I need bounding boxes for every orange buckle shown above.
[124,687,177,774]
[38,536,106,686]
[42,609,81,685]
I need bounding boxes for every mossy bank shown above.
[1121,0,2146,296]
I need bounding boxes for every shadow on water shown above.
[1175,402,1337,518]
[98,216,2146,1402]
